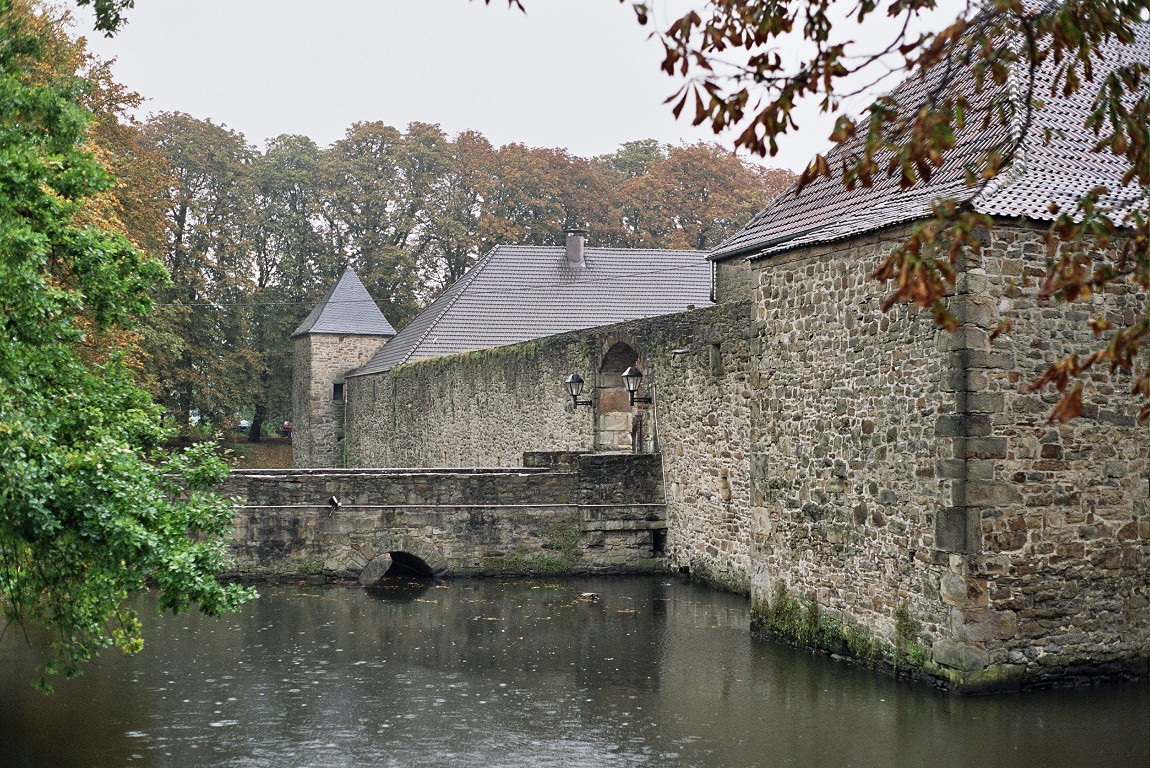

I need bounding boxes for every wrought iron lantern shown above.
[620,366,652,405]
[564,373,593,408]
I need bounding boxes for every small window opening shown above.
[709,344,724,376]
[333,382,345,401]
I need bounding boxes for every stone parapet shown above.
[221,455,668,580]
[342,301,756,594]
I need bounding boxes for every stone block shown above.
[943,367,988,392]
[939,572,989,608]
[936,459,966,479]
[961,437,1008,459]
[358,553,393,586]
[966,459,997,481]
[951,296,998,329]
[935,413,993,438]
[1104,460,1130,478]
[751,506,772,536]
[964,393,1005,413]
[963,350,1016,370]
[935,507,979,553]
[932,638,989,672]
[956,608,1019,642]
[1098,409,1136,426]
[964,481,1024,508]
[937,325,990,352]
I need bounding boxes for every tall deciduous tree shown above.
[616,142,793,250]
[419,130,498,291]
[0,0,252,690]
[601,138,665,180]
[318,121,427,327]
[479,143,620,247]
[250,134,334,439]
[139,112,260,430]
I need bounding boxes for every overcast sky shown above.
[73,0,964,172]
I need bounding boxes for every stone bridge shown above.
[221,452,668,582]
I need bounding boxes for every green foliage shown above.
[893,602,923,671]
[479,552,574,575]
[761,581,880,664]
[71,0,132,34]
[840,621,878,662]
[545,523,582,563]
[137,111,261,430]
[907,642,928,667]
[471,525,581,575]
[0,1,253,690]
[763,581,804,638]
[477,524,583,575]
[894,603,921,646]
[295,555,324,577]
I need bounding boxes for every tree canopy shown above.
[53,0,796,440]
[126,115,790,436]
[0,0,252,690]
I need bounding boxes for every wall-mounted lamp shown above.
[621,366,652,406]
[564,373,593,408]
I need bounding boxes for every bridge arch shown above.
[359,534,448,582]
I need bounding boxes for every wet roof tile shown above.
[711,15,1149,263]
[353,246,711,376]
[290,267,397,338]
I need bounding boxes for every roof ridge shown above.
[971,22,1030,211]
[493,244,706,254]
[290,273,342,337]
[393,246,501,367]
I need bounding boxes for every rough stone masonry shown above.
[746,222,1147,691]
[292,225,1146,692]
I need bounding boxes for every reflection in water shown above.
[1,577,1146,768]
[365,576,434,603]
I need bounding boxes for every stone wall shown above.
[343,302,757,593]
[292,333,389,468]
[297,222,1146,691]
[713,257,753,304]
[953,224,1148,686]
[222,453,666,579]
[344,340,591,468]
[747,221,1148,690]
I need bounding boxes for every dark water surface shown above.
[1,577,1146,768]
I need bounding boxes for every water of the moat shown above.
[1,576,1146,768]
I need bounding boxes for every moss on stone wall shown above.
[754,581,891,667]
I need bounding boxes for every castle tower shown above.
[290,268,395,467]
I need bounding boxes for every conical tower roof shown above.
[290,267,396,338]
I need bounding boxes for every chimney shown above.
[564,229,587,265]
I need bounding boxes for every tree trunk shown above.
[249,403,265,443]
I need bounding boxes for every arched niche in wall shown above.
[595,342,639,452]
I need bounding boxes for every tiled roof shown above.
[352,246,712,376]
[290,267,397,338]
[711,15,1149,262]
